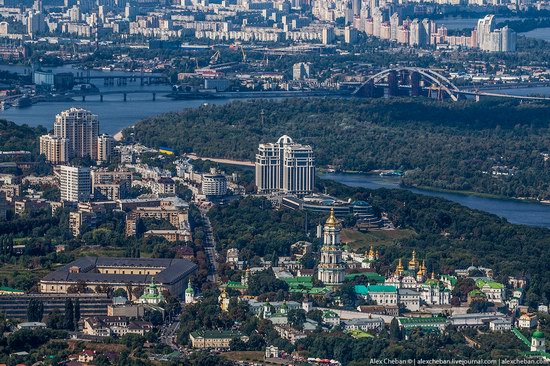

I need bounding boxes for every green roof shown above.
[354,285,397,295]
[283,277,313,284]
[190,330,244,339]
[476,279,504,290]
[323,310,339,319]
[399,317,447,328]
[289,287,330,295]
[0,286,24,294]
[226,281,247,289]
[468,289,487,297]
[533,330,545,339]
[441,275,458,286]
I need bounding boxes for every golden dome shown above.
[397,258,404,274]
[368,245,375,257]
[325,207,338,227]
[421,260,427,271]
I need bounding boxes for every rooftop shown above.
[41,256,197,285]
[190,330,245,339]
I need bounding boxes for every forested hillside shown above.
[128,98,550,199]
[0,120,46,155]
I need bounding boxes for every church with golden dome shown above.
[386,250,451,306]
[317,208,345,286]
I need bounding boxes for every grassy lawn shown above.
[341,228,416,251]
[71,246,127,258]
[223,351,265,363]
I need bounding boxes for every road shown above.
[198,205,219,284]
[186,153,254,167]
[159,310,183,353]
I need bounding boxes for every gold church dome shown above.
[325,207,338,227]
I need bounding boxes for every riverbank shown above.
[323,172,550,228]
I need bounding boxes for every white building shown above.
[317,208,345,286]
[476,15,516,52]
[59,165,91,202]
[342,317,384,332]
[201,172,228,197]
[255,135,315,196]
[97,134,113,163]
[398,288,420,311]
[53,108,99,160]
[40,134,69,164]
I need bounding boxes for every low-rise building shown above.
[342,317,385,332]
[489,318,512,332]
[355,285,398,306]
[518,313,538,329]
[83,316,153,337]
[189,330,248,349]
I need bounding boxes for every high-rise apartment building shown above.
[54,108,99,160]
[40,134,69,164]
[97,133,114,163]
[59,165,91,202]
[476,15,516,52]
[255,135,315,196]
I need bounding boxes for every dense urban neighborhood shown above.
[1,0,550,365]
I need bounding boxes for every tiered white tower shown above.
[317,208,345,286]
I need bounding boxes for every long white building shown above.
[255,135,315,196]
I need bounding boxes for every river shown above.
[3,65,550,228]
[0,64,250,135]
[322,173,550,229]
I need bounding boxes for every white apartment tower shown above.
[59,165,91,202]
[255,135,315,196]
[97,133,114,163]
[54,108,99,160]
[317,208,345,286]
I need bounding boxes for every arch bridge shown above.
[353,67,462,102]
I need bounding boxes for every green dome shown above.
[185,286,194,294]
[533,330,545,339]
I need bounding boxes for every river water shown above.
[322,173,550,229]
[3,64,550,228]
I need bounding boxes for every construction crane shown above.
[209,50,221,65]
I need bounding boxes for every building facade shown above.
[53,108,99,160]
[39,134,69,164]
[255,135,315,196]
[97,133,114,163]
[59,165,91,202]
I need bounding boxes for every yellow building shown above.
[189,330,248,349]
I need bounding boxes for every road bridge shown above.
[354,67,550,102]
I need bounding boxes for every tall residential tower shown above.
[255,135,315,196]
[54,108,99,160]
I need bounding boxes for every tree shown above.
[113,288,128,298]
[247,269,289,296]
[27,299,44,322]
[64,299,74,331]
[74,299,81,323]
[307,309,323,323]
[46,310,64,330]
[288,309,307,330]
[389,318,401,341]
